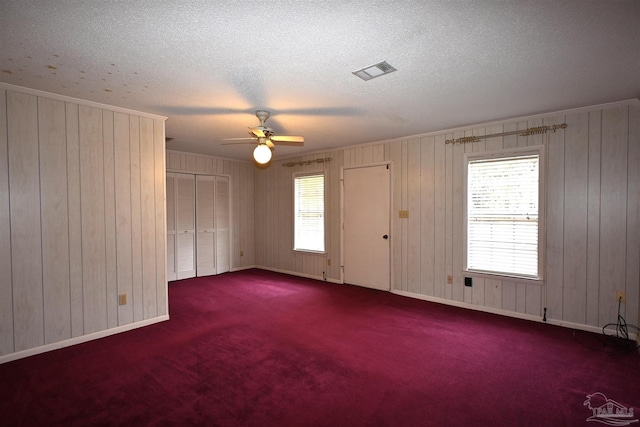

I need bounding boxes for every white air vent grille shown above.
[352,61,397,81]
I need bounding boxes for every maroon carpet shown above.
[1,269,639,426]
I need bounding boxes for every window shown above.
[294,172,325,252]
[465,147,544,279]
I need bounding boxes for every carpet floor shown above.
[1,269,639,426]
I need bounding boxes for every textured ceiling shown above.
[1,0,639,162]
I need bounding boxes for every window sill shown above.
[293,249,326,255]
[463,270,543,286]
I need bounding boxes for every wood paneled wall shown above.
[166,150,255,270]
[0,85,168,361]
[254,153,341,281]
[255,101,640,332]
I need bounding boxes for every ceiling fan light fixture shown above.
[352,61,397,81]
[253,144,272,164]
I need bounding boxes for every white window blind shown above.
[467,154,540,278]
[294,173,325,252]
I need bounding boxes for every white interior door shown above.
[175,173,196,280]
[343,164,390,290]
[196,175,216,277]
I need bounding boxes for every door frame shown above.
[340,161,393,289]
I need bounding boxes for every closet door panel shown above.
[176,173,195,230]
[217,230,230,274]
[196,175,216,276]
[197,232,216,276]
[175,173,196,279]
[196,175,215,230]
[176,233,196,279]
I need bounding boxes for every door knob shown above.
[383,234,389,239]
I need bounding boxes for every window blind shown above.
[467,154,539,278]
[294,173,325,252]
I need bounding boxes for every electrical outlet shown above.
[240,250,244,257]
[327,259,331,266]
[447,275,453,284]
[615,291,626,303]
[118,294,127,306]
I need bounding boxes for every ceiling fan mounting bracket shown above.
[255,110,270,125]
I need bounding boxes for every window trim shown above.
[292,170,327,254]
[463,145,545,282]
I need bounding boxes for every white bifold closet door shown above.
[172,173,197,280]
[195,175,231,277]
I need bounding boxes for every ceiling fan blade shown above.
[221,141,257,146]
[158,105,366,118]
[157,106,256,116]
[271,135,304,143]
[270,107,366,117]
[249,127,265,138]
[221,137,256,141]
[266,140,275,149]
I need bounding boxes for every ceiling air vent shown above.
[352,61,397,81]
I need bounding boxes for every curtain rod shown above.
[445,123,567,145]
[282,157,332,167]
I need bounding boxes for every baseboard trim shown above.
[391,289,543,323]
[390,289,637,340]
[256,266,342,284]
[0,315,170,364]
[231,265,258,272]
[240,268,639,341]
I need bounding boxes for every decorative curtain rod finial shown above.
[445,123,567,145]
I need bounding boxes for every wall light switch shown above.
[399,210,409,218]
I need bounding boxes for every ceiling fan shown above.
[222,110,304,164]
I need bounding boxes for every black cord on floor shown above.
[573,297,640,355]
